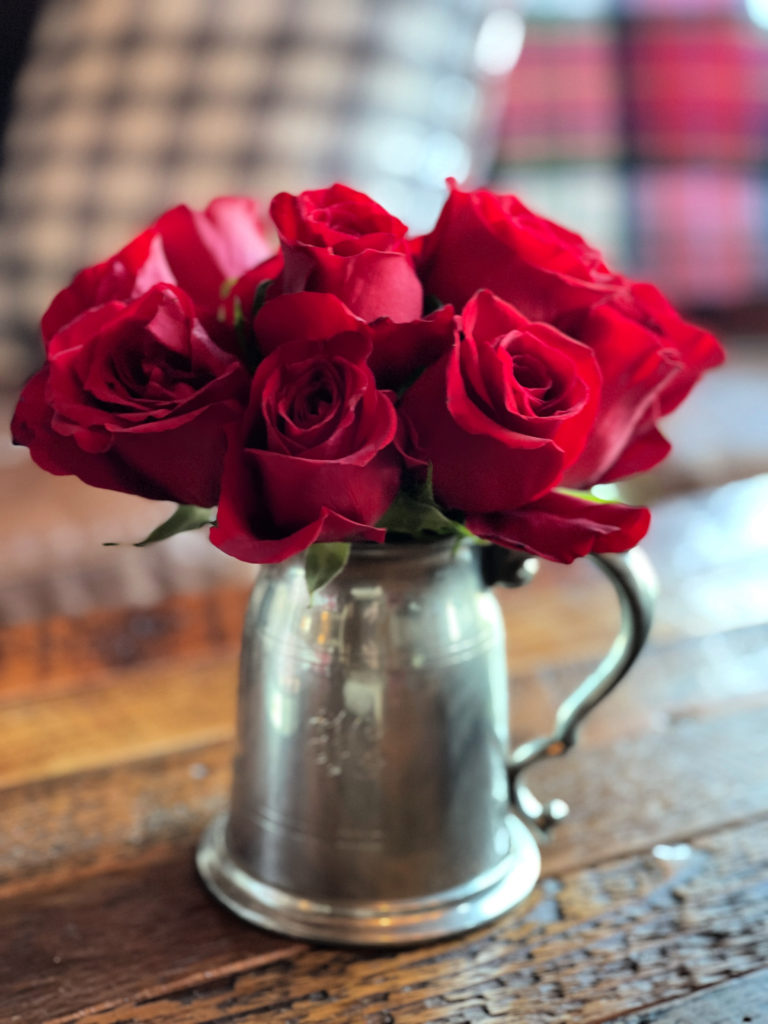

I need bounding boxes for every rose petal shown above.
[254,292,362,356]
[467,491,651,563]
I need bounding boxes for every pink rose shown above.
[42,196,273,341]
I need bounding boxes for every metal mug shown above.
[197,539,656,945]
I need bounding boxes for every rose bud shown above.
[268,183,423,322]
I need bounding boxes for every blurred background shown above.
[0,0,765,620]
[496,0,768,327]
[3,0,768,387]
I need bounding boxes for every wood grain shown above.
[500,474,768,672]
[0,851,303,1024]
[3,817,764,1024]
[1,692,767,1023]
[0,649,238,789]
[0,461,253,630]
[0,584,248,704]
[0,741,233,898]
[511,620,768,749]
[2,585,765,799]
[607,969,768,1022]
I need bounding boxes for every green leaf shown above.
[252,278,272,316]
[231,294,245,328]
[556,487,617,505]
[414,465,437,504]
[219,276,238,300]
[233,278,273,373]
[228,294,260,372]
[216,278,238,320]
[103,504,215,548]
[377,468,471,541]
[305,542,351,594]
[377,491,461,539]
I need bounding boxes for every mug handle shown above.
[494,547,657,838]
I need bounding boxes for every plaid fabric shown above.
[497,21,622,163]
[630,168,768,307]
[626,18,768,163]
[619,0,743,14]
[0,0,496,388]
[517,0,613,16]
[494,9,768,312]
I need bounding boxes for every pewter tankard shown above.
[197,539,655,945]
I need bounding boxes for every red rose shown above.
[12,284,249,507]
[418,180,724,484]
[560,282,725,486]
[267,184,423,322]
[466,491,650,564]
[211,329,400,563]
[251,291,454,391]
[417,180,620,319]
[398,290,601,514]
[42,196,273,341]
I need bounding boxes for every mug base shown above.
[196,813,541,947]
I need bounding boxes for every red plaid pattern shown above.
[0,0,497,390]
[631,168,768,307]
[498,22,622,163]
[494,8,768,309]
[620,0,744,14]
[627,18,768,163]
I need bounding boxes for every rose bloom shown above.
[211,315,400,564]
[42,196,273,343]
[250,291,454,391]
[264,183,424,323]
[558,283,724,485]
[399,290,601,511]
[398,290,650,560]
[417,180,725,487]
[11,284,249,507]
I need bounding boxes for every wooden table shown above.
[1,474,767,1024]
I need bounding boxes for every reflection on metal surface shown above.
[307,700,384,781]
[652,842,693,862]
[507,546,657,836]
[197,540,655,945]
[197,813,541,947]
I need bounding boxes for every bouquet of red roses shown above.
[11,182,724,589]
